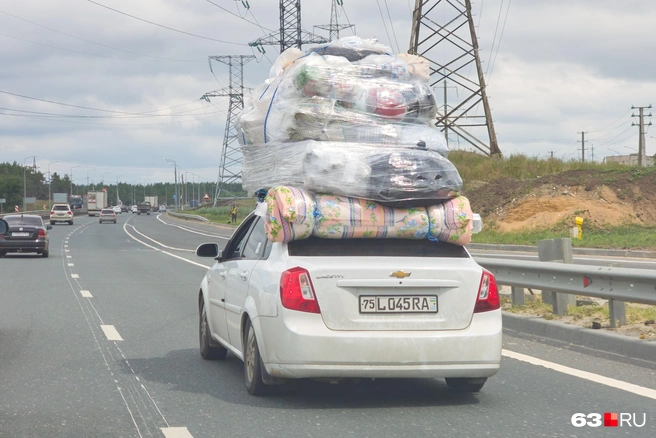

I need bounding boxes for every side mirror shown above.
[46,225,53,230]
[0,219,7,235]
[196,242,219,258]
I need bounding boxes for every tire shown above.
[50,221,55,225]
[244,319,268,395]
[445,377,487,393]
[68,221,73,225]
[0,252,6,258]
[41,249,49,258]
[199,300,227,360]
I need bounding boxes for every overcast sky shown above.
[1,0,654,188]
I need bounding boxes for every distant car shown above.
[158,204,167,212]
[99,209,117,224]
[194,213,501,396]
[0,214,52,257]
[50,203,74,225]
[112,205,122,214]
[70,197,83,209]
[120,205,129,213]
[131,205,138,213]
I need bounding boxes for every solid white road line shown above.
[161,427,194,438]
[122,222,211,270]
[502,349,656,400]
[156,215,229,239]
[80,290,92,298]
[100,325,123,341]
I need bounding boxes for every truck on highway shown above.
[137,201,151,215]
[87,191,108,216]
[144,196,158,212]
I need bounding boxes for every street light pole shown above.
[86,169,97,193]
[70,165,81,196]
[116,175,121,206]
[23,155,36,212]
[164,158,178,211]
[48,160,59,209]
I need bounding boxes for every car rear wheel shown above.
[41,250,49,258]
[199,300,227,360]
[445,377,487,393]
[50,221,55,225]
[68,221,73,225]
[244,319,268,396]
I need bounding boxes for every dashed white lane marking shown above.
[71,274,79,279]
[65,249,70,252]
[161,427,194,438]
[80,290,92,298]
[68,263,74,267]
[502,349,656,400]
[66,255,72,258]
[100,325,123,341]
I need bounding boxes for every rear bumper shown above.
[0,241,48,253]
[256,309,502,379]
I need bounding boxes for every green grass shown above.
[473,223,656,250]
[449,150,654,183]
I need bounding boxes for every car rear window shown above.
[4,216,44,226]
[288,237,470,258]
[53,205,70,211]
[101,209,114,214]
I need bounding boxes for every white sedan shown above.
[112,205,122,214]
[195,213,502,395]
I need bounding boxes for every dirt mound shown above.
[464,169,656,232]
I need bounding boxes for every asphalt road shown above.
[1,213,655,438]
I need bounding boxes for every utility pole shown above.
[578,131,588,162]
[315,0,354,42]
[409,0,500,156]
[249,0,327,53]
[203,55,255,205]
[632,105,652,167]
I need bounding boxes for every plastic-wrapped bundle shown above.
[313,195,429,239]
[427,196,474,246]
[264,186,315,243]
[241,140,462,205]
[236,37,440,149]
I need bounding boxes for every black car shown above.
[0,214,51,257]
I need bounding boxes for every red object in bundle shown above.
[374,88,407,118]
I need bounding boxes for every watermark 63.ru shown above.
[571,413,647,428]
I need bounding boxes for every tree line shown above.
[0,162,247,210]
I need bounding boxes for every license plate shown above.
[359,295,438,314]
[12,232,30,237]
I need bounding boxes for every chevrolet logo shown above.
[390,270,411,278]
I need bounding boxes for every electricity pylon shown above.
[409,0,501,155]
[202,55,255,205]
[249,0,327,53]
[315,0,354,42]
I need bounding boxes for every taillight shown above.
[473,269,500,313]
[38,229,47,238]
[280,267,320,314]
[50,211,54,215]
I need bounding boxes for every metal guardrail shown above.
[167,211,209,222]
[475,256,656,327]
[475,257,656,306]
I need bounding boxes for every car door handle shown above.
[219,271,227,279]
[240,271,249,281]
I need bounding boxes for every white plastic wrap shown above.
[242,140,462,205]
[236,37,444,154]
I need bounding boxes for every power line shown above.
[85,0,244,45]
[383,0,401,53]
[203,0,274,32]
[375,0,396,52]
[487,0,512,81]
[0,10,201,62]
[0,90,209,116]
